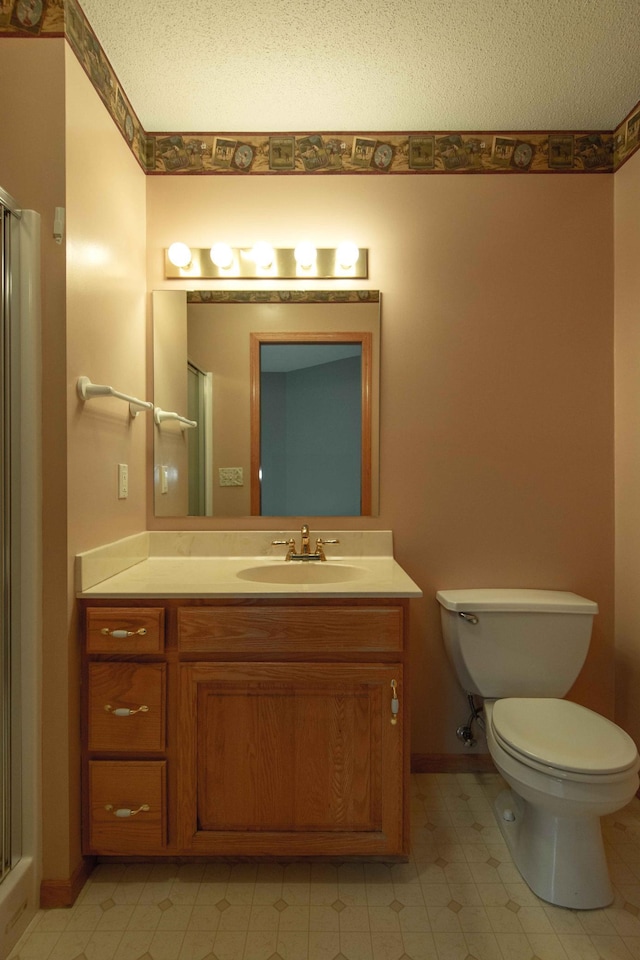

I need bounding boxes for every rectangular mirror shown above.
[152,291,380,518]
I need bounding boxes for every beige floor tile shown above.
[366,884,395,906]
[112,929,152,960]
[247,903,280,931]
[48,931,91,960]
[525,932,570,960]
[589,934,637,959]
[177,929,216,960]
[95,905,136,932]
[242,929,278,960]
[308,930,340,960]
[191,882,227,905]
[279,905,311,932]
[463,931,503,960]
[430,930,468,960]
[493,932,535,960]
[401,930,439,959]
[277,929,309,959]
[63,904,103,932]
[216,904,252,932]
[476,883,509,906]
[309,904,340,932]
[367,906,401,933]
[212,930,247,960]
[515,907,554,934]
[392,883,424,908]
[397,905,430,933]
[456,904,492,933]
[156,903,194,931]
[187,905,223,932]
[426,906,461,934]
[370,931,405,960]
[148,929,186,959]
[339,905,371,932]
[81,930,123,960]
[555,933,601,960]
[9,930,60,959]
[447,883,482,907]
[623,938,640,958]
[420,885,452,907]
[125,903,161,931]
[339,930,374,960]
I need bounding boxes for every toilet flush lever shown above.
[458,612,479,625]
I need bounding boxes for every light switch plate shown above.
[219,467,243,486]
[118,463,128,499]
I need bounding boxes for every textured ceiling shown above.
[79,0,640,133]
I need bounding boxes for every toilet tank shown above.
[436,589,598,699]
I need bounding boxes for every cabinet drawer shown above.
[88,761,166,853]
[88,663,166,753]
[178,606,403,656]
[86,607,165,654]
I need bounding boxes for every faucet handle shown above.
[272,538,296,561]
[315,537,339,561]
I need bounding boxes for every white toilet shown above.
[436,588,639,910]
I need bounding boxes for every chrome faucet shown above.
[272,524,339,561]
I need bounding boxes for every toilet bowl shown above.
[485,698,639,909]
[436,588,640,910]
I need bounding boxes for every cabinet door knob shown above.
[104,704,150,717]
[390,679,400,725]
[104,804,150,818]
[100,627,148,638]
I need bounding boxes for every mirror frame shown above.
[250,331,373,516]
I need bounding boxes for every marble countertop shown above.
[76,531,423,599]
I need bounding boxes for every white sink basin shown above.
[236,562,368,585]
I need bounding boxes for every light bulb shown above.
[251,242,274,269]
[210,243,234,269]
[167,242,192,268]
[294,242,317,268]
[336,241,359,269]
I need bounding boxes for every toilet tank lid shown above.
[436,588,598,615]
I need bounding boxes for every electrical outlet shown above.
[118,463,128,499]
[219,467,244,487]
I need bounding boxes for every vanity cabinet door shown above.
[178,661,405,857]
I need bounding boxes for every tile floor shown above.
[9,772,640,960]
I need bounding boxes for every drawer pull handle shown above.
[104,704,150,717]
[100,627,148,638]
[104,804,150,818]
[390,679,399,726]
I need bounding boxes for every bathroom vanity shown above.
[77,531,422,860]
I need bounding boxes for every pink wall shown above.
[61,47,148,880]
[614,148,640,745]
[147,173,615,756]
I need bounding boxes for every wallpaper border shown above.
[1,0,638,176]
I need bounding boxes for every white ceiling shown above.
[80,0,639,134]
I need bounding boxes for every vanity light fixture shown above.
[164,244,368,279]
[210,242,234,269]
[167,242,192,268]
[251,242,275,269]
[336,241,360,269]
[293,242,317,269]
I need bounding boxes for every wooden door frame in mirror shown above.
[250,331,373,516]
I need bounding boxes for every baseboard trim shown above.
[40,857,95,909]
[411,753,497,774]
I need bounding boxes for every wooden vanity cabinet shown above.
[81,598,409,859]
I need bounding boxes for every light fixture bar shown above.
[164,246,368,279]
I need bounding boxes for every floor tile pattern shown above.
[9,773,640,960]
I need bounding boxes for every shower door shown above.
[1,190,13,883]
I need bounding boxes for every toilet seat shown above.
[491,698,638,782]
